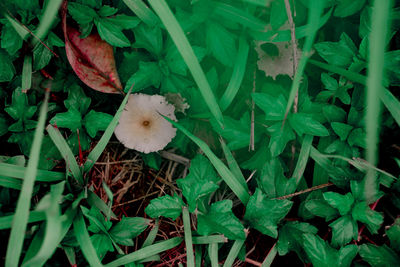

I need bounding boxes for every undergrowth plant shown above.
[1,0,400,266]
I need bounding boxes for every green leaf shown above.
[81,206,112,234]
[289,113,329,137]
[211,113,257,150]
[133,24,163,56]
[258,158,296,198]
[64,84,91,114]
[277,221,318,256]
[68,2,97,25]
[338,245,359,267]
[270,0,287,30]
[252,93,286,121]
[122,0,160,27]
[304,198,339,221]
[267,122,296,157]
[109,217,150,246]
[244,188,293,238]
[107,15,140,29]
[50,108,82,131]
[314,33,356,67]
[198,200,246,240]
[0,114,8,136]
[347,128,366,148]
[176,155,219,212]
[359,244,400,267]
[386,218,400,252]
[302,233,337,267]
[99,5,118,17]
[329,215,358,247]
[145,194,184,220]
[91,233,114,260]
[352,201,383,234]
[206,22,236,66]
[323,192,354,215]
[83,110,113,138]
[1,22,23,56]
[95,18,130,47]
[5,88,37,122]
[331,122,353,141]
[125,61,162,92]
[321,73,339,91]
[334,0,366,18]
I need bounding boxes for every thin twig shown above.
[245,257,262,266]
[249,68,256,151]
[273,182,333,200]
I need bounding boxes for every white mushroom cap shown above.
[114,93,177,153]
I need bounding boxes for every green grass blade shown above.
[261,243,277,267]
[241,0,273,6]
[312,137,331,186]
[292,135,313,186]
[3,13,29,40]
[365,0,392,202]
[309,59,400,127]
[21,182,65,267]
[183,207,195,267]
[0,176,22,190]
[122,0,159,27]
[5,91,49,267]
[380,88,400,127]
[32,0,63,46]
[73,211,103,267]
[148,0,224,128]
[208,243,219,267]
[0,211,45,230]
[195,245,203,267]
[104,237,183,267]
[0,162,65,182]
[47,125,83,184]
[283,1,326,121]
[84,91,131,173]
[192,235,228,244]
[214,2,266,31]
[87,190,117,220]
[308,59,367,84]
[164,117,250,204]
[220,36,249,111]
[220,138,247,191]
[22,55,32,92]
[223,239,245,267]
[142,219,159,247]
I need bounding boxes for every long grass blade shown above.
[5,91,49,267]
[84,91,131,173]
[104,237,183,267]
[22,55,32,92]
[0,177,22,190]
[3,13,29,40]
[0,211,45,230]
[241,0,273,6]
[87,190,117,220]
[73,211,103,267]
[220,138,247,191]
[47,125,83,184]
[364,0,393,202]
[142,219,159,247]
[283,1,326,122]
[148,0,224,128]
[261,243,277,267]
[21,182,66,267]
[292,135,313,186]
[192,235,228,244]
[122,0,159,27]
[220,36,249,111]
[183,207,195,267]
[223,239,245,267]
[164,117,250,204]
[0,162,64,182]
[208,243,219,267]
[32,0,63,45]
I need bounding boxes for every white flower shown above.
[114,93,177,153]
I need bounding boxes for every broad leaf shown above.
[145,194,184,220]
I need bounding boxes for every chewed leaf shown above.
[62,2,123,94]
